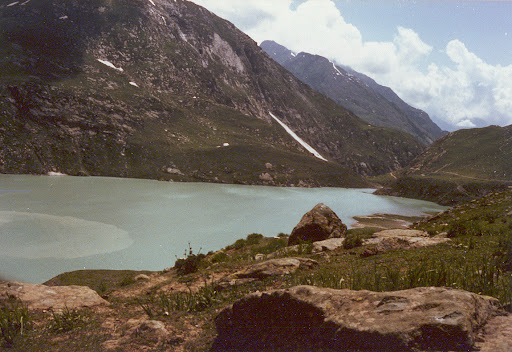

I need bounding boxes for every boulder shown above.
[212,285,501,351]
[363,229,450,254]
[0,281,109,310]
[288,203,347,246]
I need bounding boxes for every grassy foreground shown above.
[1,190,511,350]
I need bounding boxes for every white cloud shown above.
[192,0,512,130]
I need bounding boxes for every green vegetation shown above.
[47,308,89,334]
[174,245,207,276]
[378,125,512,205]
[139,279,267,318]
[0,298,30,348]
[44,269,154,296]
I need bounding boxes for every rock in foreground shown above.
[212,285,501,351]
[288,203,347,246]
[0,281,109,310]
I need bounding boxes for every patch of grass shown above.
[47,307,89,334]
[139,279,269,318]
[288,253,511,309]
[43,269,154,295]
[0,298,30,348]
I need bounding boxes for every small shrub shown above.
[174,244,206,276]
[0,298,30,348]
[232,239,247,249]
[258,237,287,254]
[343,234,363,249]
[246,233,263,245]
[211,251,228,263]
[47,307,88,333]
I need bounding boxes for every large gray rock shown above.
[0,281,109,310]
[288,203,347,246]
[212,285,501,351]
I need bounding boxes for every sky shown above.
[191,0,512,131]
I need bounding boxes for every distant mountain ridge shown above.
[0,0,423,186]
[261,40,445,145]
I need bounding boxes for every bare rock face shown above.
[0,281,109,310]
[212,285,502,351]
[288,203,347,246]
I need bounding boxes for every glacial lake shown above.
[0,175,447,283]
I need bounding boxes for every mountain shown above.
[0,0,423,187]
[377,124,512,204]
[261,40,445,145]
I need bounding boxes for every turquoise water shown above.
[0,175,446,283]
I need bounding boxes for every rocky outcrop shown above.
[288,203,347,246]
[363,229,450,254]
[217,258,318,287]
[0,281,109,310]
[212,285,502,351]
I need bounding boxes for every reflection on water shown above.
[0,175,447,283]
[0,211,133,259]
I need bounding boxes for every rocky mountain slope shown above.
[377,124,512,204]
[0,0,424,186]
[261,40,445,146]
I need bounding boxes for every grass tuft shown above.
[0,298,30,348]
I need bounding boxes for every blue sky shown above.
[334,1,512,67]
[192,0,512,131]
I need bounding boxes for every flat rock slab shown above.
[212,285,501,351]
[218,258,318,287]
[364,229,450,252]
[0,281,109,310]
[311,237,345,252]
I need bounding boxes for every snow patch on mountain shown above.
[269,112,327,162]
[97,59,124,72]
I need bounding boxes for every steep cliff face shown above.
[261,40,445,146]
[0,0,423,185]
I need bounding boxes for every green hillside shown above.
[376,125,512,204]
